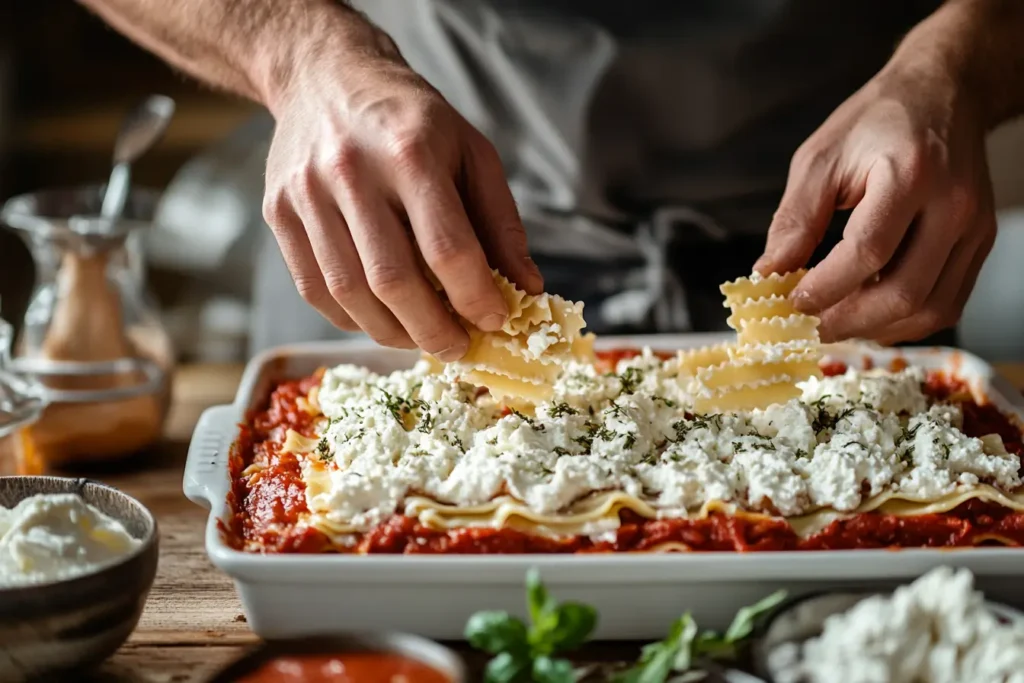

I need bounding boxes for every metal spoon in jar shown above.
[99,94,176,223]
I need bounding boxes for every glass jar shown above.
[0,317,45,475]
[1,186,174,470]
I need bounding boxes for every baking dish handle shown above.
[183,404,237,509]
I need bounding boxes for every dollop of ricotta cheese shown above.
[768,567,1024,683]
[0,493,141,588]
[308,351,1021,531]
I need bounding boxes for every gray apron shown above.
[249,0,941,352]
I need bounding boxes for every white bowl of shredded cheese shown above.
[754,567,1024,683]
[0,476,158,683]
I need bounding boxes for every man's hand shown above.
[261,12,542,361]
[755,66,995,345]
[753,0,1024,345]
[75,0,542,360]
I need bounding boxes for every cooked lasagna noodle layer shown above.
[224,349,1024,553]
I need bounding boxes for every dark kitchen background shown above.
[1,2,1023,362]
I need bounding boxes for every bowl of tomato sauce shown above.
[207,634,465,683]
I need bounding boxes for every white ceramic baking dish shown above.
[183,334,1024,639]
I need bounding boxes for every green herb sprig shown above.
[466,573,785,683]
[618,367,645,395]
[613,589,787,683]
[465,569,597,683]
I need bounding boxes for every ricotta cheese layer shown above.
[768,567,1024,683]
[0,493,141,588]
[307,351,1020,532]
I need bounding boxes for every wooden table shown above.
[80,361,1024,682]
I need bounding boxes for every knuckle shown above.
[336,317,361,333]
[850,236,890,273]
[323,269,363,301]
[326,140,362,182]
[946,185,978,227]
[293,275,330,307]
[421,232,474,266]
[365,262,412,300]
[288,164,319,198]
[769,208,806,238]
[900,144,930,188]
[903,307,949,341]
[790,143,829,177]
[386,129,432,171]
[888,286,923,320]
[918,306,945,331]
[498,220,529,251]
[261,190,288,227]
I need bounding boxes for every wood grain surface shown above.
[69,361,1024,682]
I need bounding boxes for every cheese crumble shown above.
[767,567,1024,683]
[307,351,1021,531]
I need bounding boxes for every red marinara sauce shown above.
[236,653,450,683]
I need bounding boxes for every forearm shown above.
[76,0,383,111]
[889,0,1024,129]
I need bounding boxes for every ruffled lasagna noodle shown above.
[222,272,1024,554]
[433,270,594,403]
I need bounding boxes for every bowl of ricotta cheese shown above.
[0,475,158,683]
[753,566,1024,683]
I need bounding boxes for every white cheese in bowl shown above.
[0,493,141,588]
[768,566,1024,683]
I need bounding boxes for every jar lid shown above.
[0,317,45,439]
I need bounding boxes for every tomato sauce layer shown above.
[223,351,1024,553]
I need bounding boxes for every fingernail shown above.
[523,256,544,292]
[789,289,815,314]
[479,313,507,332]
[753,255,771,274]
[435,342,468,363]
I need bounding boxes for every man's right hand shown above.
[260,10,542,361]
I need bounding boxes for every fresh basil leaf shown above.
[668,613,699,673]
[533,602,598,654]
[722,589,787,643]
[632,641,679,683]
[532,656,576,683]
[466,611,529,655]
[483,651,531,683]
[526,567,555,625]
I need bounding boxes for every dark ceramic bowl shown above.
[207,634,467,683]
[0,476,159,683]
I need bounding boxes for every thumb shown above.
[755,151,838,276]
[461,131,544,295]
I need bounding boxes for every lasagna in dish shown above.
[223,271,1024,554]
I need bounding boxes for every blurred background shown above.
[1,2,1023,364]
[0,2,261,364]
